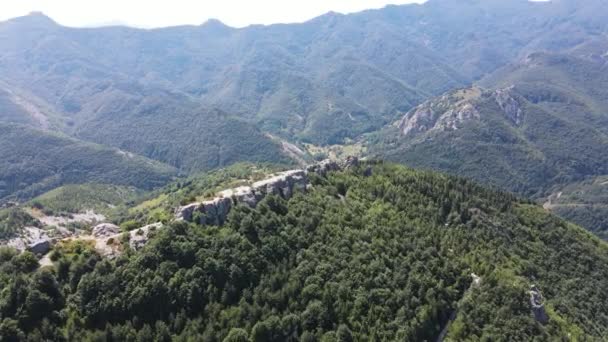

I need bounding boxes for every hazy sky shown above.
[0,0,425,28]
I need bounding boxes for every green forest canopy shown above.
[1,162,607,341]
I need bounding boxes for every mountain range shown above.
[371,50,608,237]
[0,0,606,204]
[2,0,608,339]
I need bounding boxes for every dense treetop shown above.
[1,162,607,340]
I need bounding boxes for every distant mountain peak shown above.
[309,11,345,24]
[200,18,232,33]
[201,18,227,27]
[6,11,58,28]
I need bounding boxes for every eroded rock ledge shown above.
[175,158,359,226]
[9,158,358,260]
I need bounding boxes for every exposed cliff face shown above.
[398,87,524,137]
[15,159,359,260]
[398,88,483,136]
[494,87,524,126]
[175,170,309,225]
[90,167,316,257]
[175,158,361,226]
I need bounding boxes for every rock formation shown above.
[398,88,482,136]
[127,222,164,251]
[398,86,525,137]
[13,158,359,260]
[529,285,549,324]
[176,169,309,225]
[92,223,120,238]
[307,159,340,176]
[494,87,524,126]
[6,227,52,255]
[94,222,164,257]
[176,160,358,226]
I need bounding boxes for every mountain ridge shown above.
[369,51,608,237]
[2,161,608,340]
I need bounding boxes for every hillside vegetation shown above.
[30,184,142,217]
[1,0,606,148]
[0,123,177,202]
[1,163,607,340]
[0,208,40,240]
[544,176,608,240]
[369,53,608,236]
[0,0,607,203]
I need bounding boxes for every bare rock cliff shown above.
[175,169,309,225]
[175,158,360,226]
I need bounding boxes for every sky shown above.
[0,0,425,28]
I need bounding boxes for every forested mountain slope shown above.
[370,52,608,237]
[1,162,607,340]
[1,0,607,202]
[0,123,177,202]
[544,175,608,241]
[1,0,606,145]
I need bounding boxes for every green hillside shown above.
[1,162,607,340]
[369,53,608,237]
[0,208,40,240]
[479,52,608,134]
[544,175,608,240]
[370,84,608,198]
[75,102,293,173]
[1,0,606,147]
[30,184,142,217]
[0,123,177,202]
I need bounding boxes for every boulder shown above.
[28,239,51,255]
[529,285,549,324]
[5,227,52,255]
[92,223,120,238]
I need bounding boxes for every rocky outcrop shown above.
[6,227,53,255]
[398,88,482,136]
[494,87,524,126]
[29,238,51,255]
[399,105,437,136]
[307,159,340,176]
[435,103,480,131]
[175,159,360,226]
[250,170,308,199]
[307,157,359,175]
[127,222,164,251]
[529,285,549,324]
[94,222,164,257]
[92,223,120,238]
[176,170,309,225]
[398,86,526,137]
